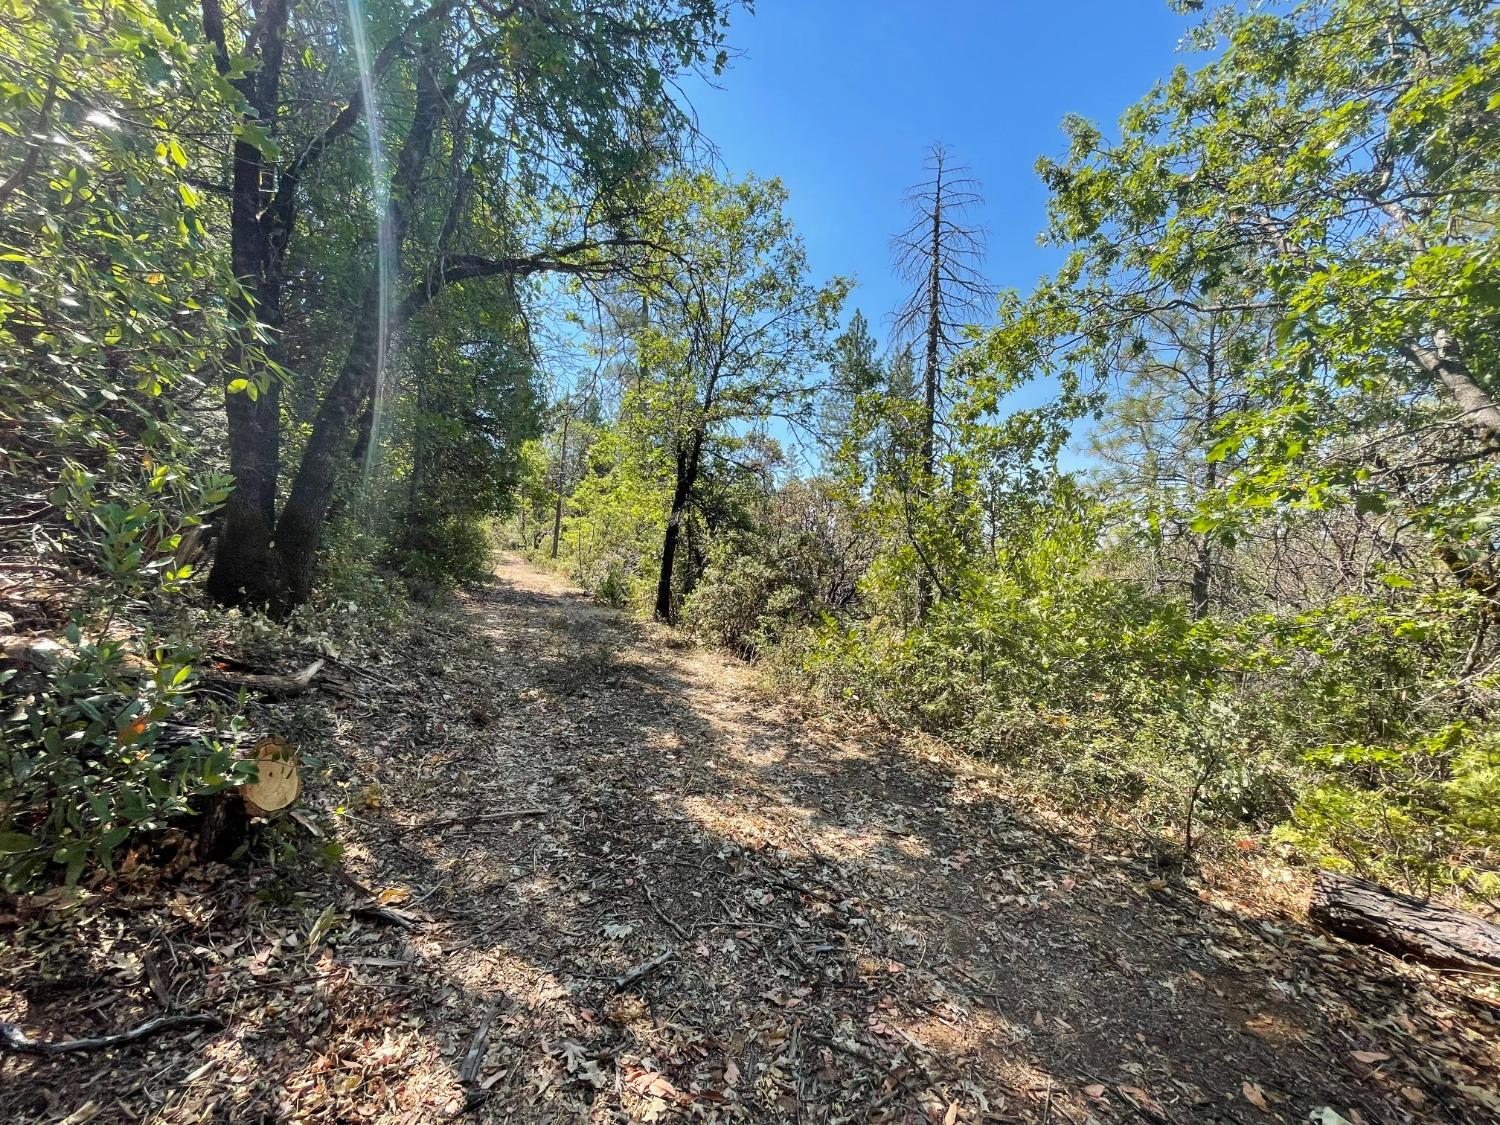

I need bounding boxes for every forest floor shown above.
[3,555,1499,1125]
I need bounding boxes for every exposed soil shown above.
[3,555,1497,1124]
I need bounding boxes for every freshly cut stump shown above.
[240,737,302,816]
[1309,872,1500,972]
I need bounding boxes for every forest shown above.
[1,0,1498,1122]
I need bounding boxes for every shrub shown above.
[0,0,256,889]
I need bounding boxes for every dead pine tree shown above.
[890,144,993,620]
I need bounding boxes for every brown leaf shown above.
[1083,1084,1106,1098]
[627,1070,680,1101]
[1118,1085,1166,1120]
[1349,1050,1389,1065]
[1243,1081,1270,1113]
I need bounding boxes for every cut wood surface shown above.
[1309,871,1500,972]
[239,738,302,816]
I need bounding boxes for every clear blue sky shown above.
[687,1,1205,342]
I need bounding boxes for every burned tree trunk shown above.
[1309,872,1500,972]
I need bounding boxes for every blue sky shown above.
[687,1,1204,342]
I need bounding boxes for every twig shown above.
[0,1013,220,1056]
[642,882,688,940]
[611,949,676,993]
[414,808,546,832]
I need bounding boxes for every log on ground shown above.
[1309,872,1500,972]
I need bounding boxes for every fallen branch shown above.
[458,1003,496,1085]
[203,658,325,697]
[0,1013,220,1056]
[611,949,676,993]
[415,807,546,832]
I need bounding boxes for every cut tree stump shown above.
[1309,872,1500,972]
[239,737,301,816]
[193,739,301,858]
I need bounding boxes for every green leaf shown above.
[0,832,38,853]
[233,120,282,161]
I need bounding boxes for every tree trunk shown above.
[1189,320,1219,620]
[550,413,569,559]
[655,434,702,623]
[1309,872,1500,972]
[203,0,289,607]
[269,48,447,612]
[275,297,383,610]
[915,161,943,622]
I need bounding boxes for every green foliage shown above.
[786,0,1500,887]
[0,0,257,889]
[683,479,868,657]
[1282,722,1500,898]
[787,0,1499,892]
[0,635,253,891]
[562,427,673,607]
[378,299,543,589]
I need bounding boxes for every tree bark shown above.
[203,0,290,607]
[655,433,702,623]
[915,159,943,622]
[272,47,447,610]
[1309,872,1500,972]
[1403,329,1500,438]
[1189,319,1220,620]
[551,412,569,559]
[275,296,384,610]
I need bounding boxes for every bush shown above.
[0,0,258,889]
[0,633,252,889]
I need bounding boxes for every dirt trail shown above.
[3,556,1497,1124]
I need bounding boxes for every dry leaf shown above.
[1349,1050,1389,1065]
[1118,1085,1165,1117]
[628,1071,680,1101]
[1243,1080,1270,1113]
[1083,1084,1106,1098]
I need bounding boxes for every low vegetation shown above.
[0,3,1497,1117]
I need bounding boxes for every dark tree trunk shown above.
[550,413,569,559]
[1310,872,1500,972]
[915,165,942,623]
[202,0,290,607]
[655,434,702,623]
[270,48,447,612]
[275,299,383,610]
[1189,320,1219,620]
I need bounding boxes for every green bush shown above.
[797,494,1496,889]
[0,633,252,890]
[0,0,258,890]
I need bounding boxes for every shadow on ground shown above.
[2,556,1497,1124]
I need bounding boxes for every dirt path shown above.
[3,556,1497,1124]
